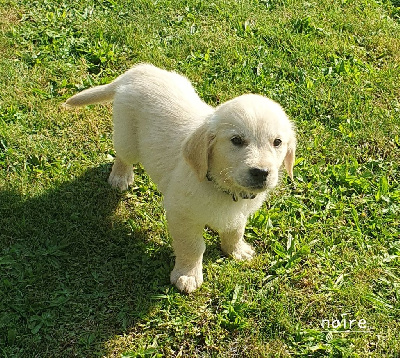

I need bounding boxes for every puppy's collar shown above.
[206,172,257,202]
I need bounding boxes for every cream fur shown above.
[64,63,296,293]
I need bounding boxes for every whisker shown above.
[219,166,233,175]
[219,167,234,184]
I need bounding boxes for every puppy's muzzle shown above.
[248,167,269,188]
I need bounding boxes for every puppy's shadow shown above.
[1,164,172,356]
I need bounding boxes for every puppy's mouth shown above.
[241,179,275,192]
[206,171,268,201]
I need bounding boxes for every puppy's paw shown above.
[108,170,134,191]
[175,275,202,293]
[170,267,203,293]
[223,240,255,261]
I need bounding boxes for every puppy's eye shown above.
[231,136,245,146]
[273,138,282,147]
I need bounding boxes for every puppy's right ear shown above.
[183,122,213,181]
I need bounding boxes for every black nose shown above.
[249,167,269,183]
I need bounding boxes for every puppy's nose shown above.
[249,167,269,183]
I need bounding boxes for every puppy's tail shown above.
[63,81,118,108]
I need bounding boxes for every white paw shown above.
[170,266,203,293]
[224,240,255,261]
[108,171,134,191]
[175,275,202,293]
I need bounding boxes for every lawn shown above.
[0,0,399,357]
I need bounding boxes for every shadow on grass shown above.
[0,165,173,357]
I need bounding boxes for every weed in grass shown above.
[218,285,249,331]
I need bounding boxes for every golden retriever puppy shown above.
[65,64,296,293]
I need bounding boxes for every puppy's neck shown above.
[205,172,257,202]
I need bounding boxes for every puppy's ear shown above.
[183,122,213,181]
[284,134,296,181]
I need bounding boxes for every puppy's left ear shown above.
[183,122,213,181]
[284,134,296,181]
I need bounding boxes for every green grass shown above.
[1,0,399,356]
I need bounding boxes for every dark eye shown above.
[231,136,244,146]
[273,138,282,147]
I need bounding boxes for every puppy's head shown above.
[183,94,296,198]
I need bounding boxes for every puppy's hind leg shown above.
[108,157,134,191]
[108,100,138,191]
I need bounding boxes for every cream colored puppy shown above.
[65,64,296,293]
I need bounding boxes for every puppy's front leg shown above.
[168,215,205,293]
[220,223,255,261]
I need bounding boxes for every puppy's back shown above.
[65,64,212,123]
